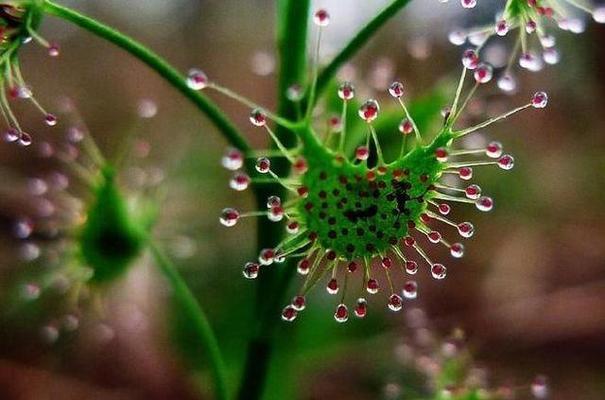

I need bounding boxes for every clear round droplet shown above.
[268,206,284,222]
[476,196,494,212]
[450,243,465,258]
[48,42,60,57]
[281,305,298,321]
[186,68,208,90]
[457,222,475,238]
[334,304,349,323]
[18,132,33,147]
[355,145,369,161]
[4,128,20,142]
[229,172,250,191]
[460,0,477,8]
[448,30,467,46]
[354,298,367,318]
[388,294,403,311]
[266,195,281,208]
[431,263,447,279]
[291,295,306,311]
[222,147,244,171]
[366,278,379,294]
[398,118,413,135]
[388,81,404,98]
[358,99,380,122]
[402,281,417,299]
[327,278,339,295]
[465,184,482,200]
[497,74,517,92]
[220,208,240,227]
[531,91,548,108]
[543,48,560,65]
[338,81,355,100]
[485,141,503,158]
[44,114,57,127]
[259,248,275,265]
[461,49,479,70]
[286,84,303,101]
[243,262,260,279]
[405,260,418,275]
[474,63,493,83]
[459,166,473,180]
[249,108,267,127]
[498,154,515,170]
[594,7,605,23]
[255,157,271,173]
[495,20,509,36]
[313,9,330,27]
[297,258,310,275]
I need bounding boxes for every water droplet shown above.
[327,278,339,295]
[291,295,306,311]
[495,19,509,36]
[531,91,548,108]
[398,118,413,135]
[137,99,158,118]
[249,108,267,127]
[543,48,559,65]
[255,157,271,173]
[465,184,481,199]
[48,42,60,57]
[297,258,310,275]
[388,294,403,311]
[485,141,503,158]
[450,243,465,258]
[186,68,208,90]
[435,147,448,162]
[460,0,477,8]
[4,128,20,142]
[367,278,379,294]
[388,81,404,98]
[268,206,284,222]
[462,49,479,70]
[338,81,355,100]
[381,257,393,269]
[448,30,467,46]
[476,196,494,212]
[243,262,260,279]
[286,220,299,234]
[259,248,275,265]
[526,20,537,34]
[281,305,298,321]
[497,154,515,170]
[358,99,380,122]
[458,167,473,180]
[427,231,442,244]
[286,84,303,101]
[18,132,32,147]
[313,9,330,27]
[405,261,418,275]
[229,172,250,191]
[220,208,239,227]
[403,281,417,299]
[438,203,451,215]
[594,7,605,23]
[519,52,543,72]
[473,63,493,83]
[431,263,447,279]
[457,222,474,238]
[531,375,549,399]
[293,157,308,174]
[13,218,34,239]
[497,74,517,92]
[355,145,369,161]
[222,147,244,170]
[334,304,348,323]
[354,298,367,318]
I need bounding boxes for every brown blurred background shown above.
[1,0,604,399]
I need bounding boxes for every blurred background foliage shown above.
[1,0,605,399]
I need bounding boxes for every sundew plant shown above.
[1,0,604,399]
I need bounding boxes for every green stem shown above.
[236,1,310,399]
[148,241,229,400]
[43,0,250,153]
[314,0,412,104]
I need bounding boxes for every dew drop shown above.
[403,281,418,299]
[458,167,473,180]
[292,295,306,311]
[249,108,267,127]
[457,222,474,238]
[366,278,379,294]
[381,257,393,269]
[243,262,260,279]
[497,73,517,92]
[255,157,271,173]
[388,81,404,98]
[485,141,503,158]
[18,132,32,147]
[286,220,299,234]
[229,172,250,191]
[259,248,275,265]
[268,206,284,222]
[286,84,303,101]
[495,20,509,36]
[334,304,349,323]
[465,184,481,199]
[358,99,380,122]
[431,263,447,279]
[354,298,367,318]
[526,20,537,34]
[388,294,403,311]
[327,278,339,295]
[497,154,515,170]
[473,63,493,83]
[531,91,548,108]
[448,30,467,46]
[48,42,60,57]
[281,305,298,322]
[13,218,34,239]
[427,231,442,244]
[338,81,355,100]
[438,203,451,215]
[519,52,543,72]
[186,68,208,90]
[405,260,418,275]
[543,48,559,65]
[220,208,240,227]
[297,258,310,275]
[435,147,448,162]
[355,145,369,161]
[313,9,330,27]
[461,49,479,70]
[460,0,477,8]
[594,7,605,23]
[450,242,465,258]
[221,147,244,170]
[398,118,413,135]
[476,196,494,212]
[4,128,20,142]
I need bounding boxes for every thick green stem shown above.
[43,0,250,153]
[314,0,412,103]
[236,1,310,400]
[148,241,229,400]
